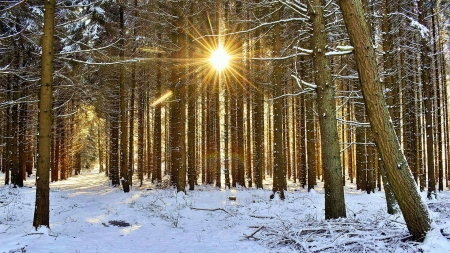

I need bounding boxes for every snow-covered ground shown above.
[1,171,449,253]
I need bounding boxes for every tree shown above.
[119,2,130,193]
[308,0,346,219]
[33,0,56,229]
[337,0,431,239]
[271,1,286,199]
[170,0,187,192]
[418,0,436,199]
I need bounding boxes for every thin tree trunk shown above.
[119,3,130,193]
[34,0,55,228]
[187,2,196,191]
[271,2,285,199]
[418,0,435,199]
[153,45,162,183]
[128,64,136,186]
[171,1,186,192]
[246,96,252,188]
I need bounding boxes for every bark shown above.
[236,96,245,187]
[138,80,144,186]
[33,0,56,228]
[271,2,285,199]
[214,82,220,188]
[378,156,398,215]
[253,1,264,189]
[128,64,136,186]
[309,0,346,218]
[306,94,316,191]
[338,0,431,239]
[4,98,11,184]
[245,96,252,188]
[299,93,307,188]
[355,108,366,191]
[170,1,186,192]
[430,5,443,192]
[97,119,104,174]
[110,111,120,186]
[153,42,162,182]
[11,95,20,186]
[418,0,435,199]
[206,90,215,185]
[18,102,27,181]
[187,2,196,191]
[119,4,130,193]
[146,93,152,179]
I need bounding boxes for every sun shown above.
[210,45,230,71]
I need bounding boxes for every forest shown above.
[1,0,450,252]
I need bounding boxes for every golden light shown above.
[210,45,230,71]
[151,90,173,107]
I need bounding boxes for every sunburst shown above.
[209,44,230,72]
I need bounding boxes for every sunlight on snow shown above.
[120,224,142,235]
[86,214,106,224]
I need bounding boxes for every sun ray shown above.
[151,90,173,107]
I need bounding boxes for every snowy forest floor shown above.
[1,171,450,253]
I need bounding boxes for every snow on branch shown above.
[293,46,313,55]
[291,75,317,89]
[389,12,429,38]
[325,51,353,56]
[59,57,140,65]
[0,0,25,13]
[194,18,308,40]
[256,216,422,252]
[56,39,122,56]
[268,75,316,100]
[325,46,354,56]
[269,89,315,101]
[250,52,310,61]
[336,45,354,51]
[279,0,308,18]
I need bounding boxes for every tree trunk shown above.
[309,0,346,218]
[377,156,398,214]
[271,2,285,199]
[128,63,136,187]
[418,0,435,199]
[246,96,252,187]
[170,1,186,192]
[119,4,130,193]
[306,94,316,191]
[153,42,162,183]
[33,0,56,228]
[19,102,27,181]
[97,119,104,174]
[338,0,431,239]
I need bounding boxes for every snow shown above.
[336,45,354,51]
[325,51,353,56]
[1,171,449,253]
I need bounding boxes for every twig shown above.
[190,207,232,216]
[242,226,265,240]
[249,214,275,219]
[22,232,44,237]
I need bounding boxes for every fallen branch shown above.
[242,226,265,240]
[190,207,232,216]
[22,232,44,237]
[249,214,275,219]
